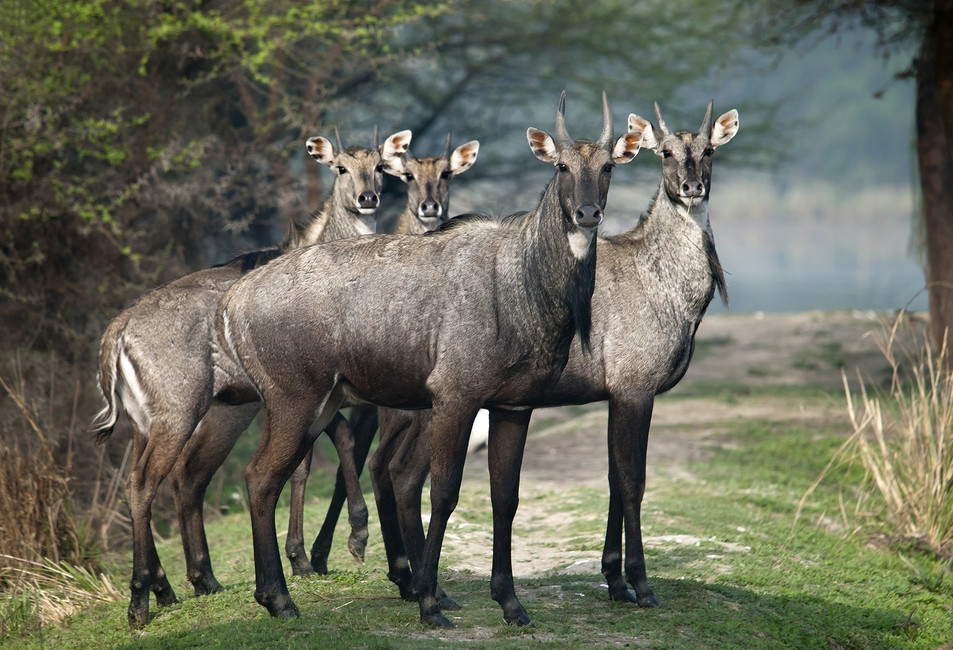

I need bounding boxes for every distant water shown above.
[707,258,928,315]
[454,175,929,316]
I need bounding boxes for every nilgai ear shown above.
[306,136,336,166]
[527,128,558,163]
[612,131,642,164]
[711,110,739,148]
[382,151,405,177]
[382,129,413,159]
[628,114,659,153]
[450,141,480,175]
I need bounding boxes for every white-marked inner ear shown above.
[628,115,657,152]
[527,128,558,162]
[612,132,642,164]
[306,136,335,166]
[383,130,413,159]
[711,110,739,148]
[382,154,405,177]
[450,141,480,174]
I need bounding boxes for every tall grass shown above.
[0,555,122,638]
[0,374,124,638]
[801,313,953,559]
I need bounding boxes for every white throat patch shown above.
[678,199,710,231]
[567,228,596,260]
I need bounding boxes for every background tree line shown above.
[0,0,944,566]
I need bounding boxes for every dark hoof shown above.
[290,559,315,577]
[127,605,149,629]
[153,581,178,607]
[637,592,662,608]
[257,592,300,620]
[191,575,224,597]
[504,610,533,627]
[398,583,417,603]
[438,594,462,612]
[609,587,640,603]
[288,547,315,577]
[347,532,367,564]
[310,554,329,576]
[420,611,454,628]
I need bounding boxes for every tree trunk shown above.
[918,2,953,360]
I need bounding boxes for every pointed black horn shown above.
[442,132,453,160]
[653,102,670,136]
[554,90,571,146]
[372,124,380,149]
[699,100,714,138]
[335,126,345,153]
[597,91,613,148]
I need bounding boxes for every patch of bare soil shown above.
[441,309,922,580]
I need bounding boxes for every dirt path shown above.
[441,309,919,577]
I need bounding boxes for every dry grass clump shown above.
[0,378,91,572]
[802,312,953,559]
[0,375,124,638]
[0,554,122,637]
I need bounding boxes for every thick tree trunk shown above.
[918,2,953,359]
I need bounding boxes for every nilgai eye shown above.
[556,163,569,172]
[703,148,714,157]
[662,150,673,159]
[404,173,415,182]
[337,166,348,175]
[603,164,614,173]
[440,171,452,180]
[375,165,385,173]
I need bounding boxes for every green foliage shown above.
[0,0,449,366]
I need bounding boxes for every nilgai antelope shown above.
[389,133,481,234]
[91,128,411,628]
[216,92,642,627]
[301,134,480,577]
[373,101,739,614]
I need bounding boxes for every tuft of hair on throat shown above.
[704,230,729,307]
[569,246,597,353]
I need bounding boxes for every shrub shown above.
[802,312,953,559]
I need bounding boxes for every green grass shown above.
[4,394,952,649]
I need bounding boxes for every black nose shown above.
[574,205,603,228]
[681,180,704,198]
[358,191,379,208]
[419,199,441,218]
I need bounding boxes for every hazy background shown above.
[439,30,924,315]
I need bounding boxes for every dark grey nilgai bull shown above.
[91,128,411,628]
[478,101,739,611]
[216,92,642,627]
[300,133,480,577]
[369,100,739,616]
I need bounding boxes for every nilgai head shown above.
[306,127,412,226]
[382,132,480,230]
[629,101,739,209]
[527,91,643,236]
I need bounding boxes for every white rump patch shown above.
[117,347,152,434]
[567,228,595,260]
[221,310,238,361]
